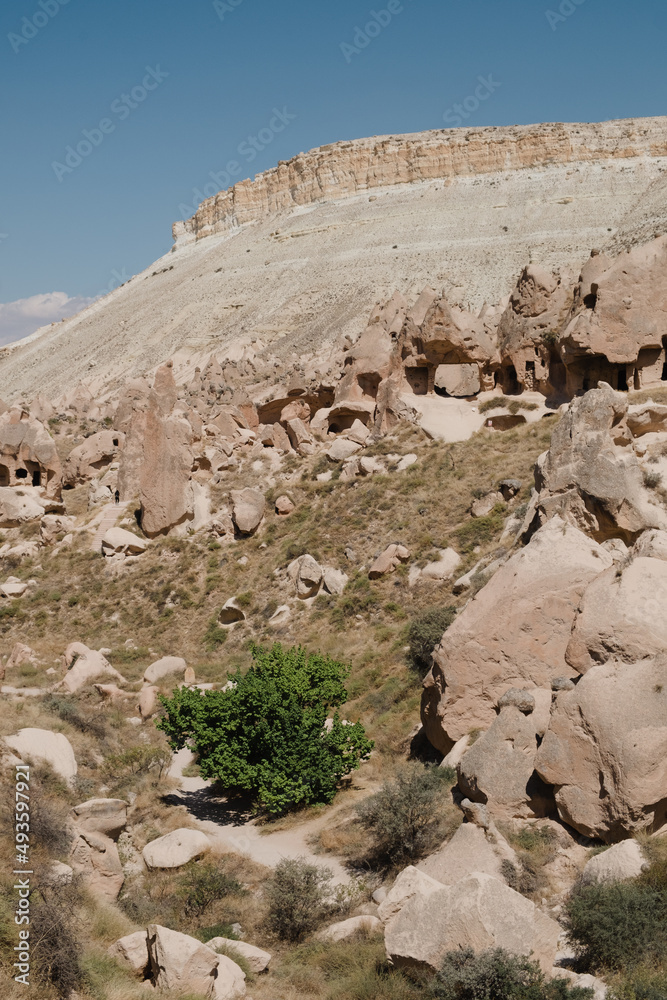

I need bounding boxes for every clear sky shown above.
[1,0,665,344]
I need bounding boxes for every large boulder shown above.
[377,866,444,924]
[60,642,126,693]
[535,656,667,841]
[566,556,667,672]
[316,915,382,942]
[63,430,124,486]
[143,828,211,869]
[288,553,323,598]
[417,822,517,886]
[582,840,648,885]
[108,931,150,976]
[70,829,124,901]
[369,543,410,579]
[529,383,667,542]
[0,486,46,526]
[147,924,245,999]
[206,937,272,973]
[384,871,561,974]
[70,798,128,840]
[231,488,265,534]
[5,728,77,785]
[101,527,148,555]
[457,691,554,819]
[421,518,612,754]
[143,655,187,684]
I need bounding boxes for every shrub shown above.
[157,643,374,816]
[563,876,667,972]
[432,948,593,1000]
[176,860,243,917]
[607,965,667,1000]
[643,470,663,489]
[102,744,172,785]
[32,876,85,998]
[453,510,505,553]
[42,693,108,740]
[407,606,457,673]
[204,615,228,650]
[265,857,335,941]
[356,763,456,866]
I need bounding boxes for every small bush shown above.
[32,876,85,998]
[432,948,593,1000]
[453,510,505,553]
[563,876,667,972]
[643,469,663,489]
[42,693,108,740]
[176,860,243,917]
[204,615,228,650]
[356,763,457,867]
[265,857,335,941]
[407,606,457,674]
[607,965,667,1000]
[102,744,171,786]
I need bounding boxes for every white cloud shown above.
[0,291,96,347]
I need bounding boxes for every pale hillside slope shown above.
[2,117,667,401]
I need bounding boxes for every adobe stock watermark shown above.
[213,0,246,21]
[178,106,297,220]
[51,66,169,182]
[443,75,501,127]
[8,0,71,55]
[546,0,587,31]
[340,1,410,63]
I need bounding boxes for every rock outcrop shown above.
[421,517,612,754]
[535,656,667,841]
[383,871,561,974]
[5,728,77,785]
[0,406,61,498]
[143,829,212,869]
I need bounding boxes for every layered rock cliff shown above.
[174,117,667,246]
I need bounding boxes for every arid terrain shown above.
[1,117,667,1000]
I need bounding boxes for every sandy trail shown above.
[168,748,351,882]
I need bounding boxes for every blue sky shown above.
[0,0,665,344]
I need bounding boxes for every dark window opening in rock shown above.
[134,508,143,528]
[63,484,74,491]
[534,346,540,357]
[15,468,28,480]
[328,423,340,434]
[582,377,590,392]
[584,284,598,309]
[494,371,502,387]
[0,465,8,487]
[504,365,520,395]
[113,438,119,447]
[31,470,41,487]
[617,369,628,392]
[406,366,429,395]
[358,373,381,400]
[26,461,42,487]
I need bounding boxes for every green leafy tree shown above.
[157,643,374,816]
[433,948,593,1000]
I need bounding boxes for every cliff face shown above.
[173,118,667,246]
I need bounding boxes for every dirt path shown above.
[169,748,351,883]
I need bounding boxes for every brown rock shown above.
[70,798,128,839]
[275,495,295,516]
[70,829,124,901]
[421,518,612,754]
[231,488,265,534]
[0,406,62,498]
[384,872,560,974]
[368,543,410,579]
[535,656,667,841]
[566,556,667,672]
[63,430,124,486]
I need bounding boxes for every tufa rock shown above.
[231,488,265,534]
[143,828,212,869]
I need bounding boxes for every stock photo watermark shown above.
[340,1,410,63]
[8,0,71,54]
[546,0,587,31]
[0,233,9,244]
[51,66,169,182]
[443,75,501,127]
[213,0,246,22]
[178,106,297,219]
[13,763,32,987]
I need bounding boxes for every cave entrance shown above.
[503,365,520,395]
[405,366,429,395]
[15,468,27,480]
[0,465,8,488]
[617,368,628,392]
[26,461,42,487]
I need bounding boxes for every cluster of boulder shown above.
[422,382,667,842]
